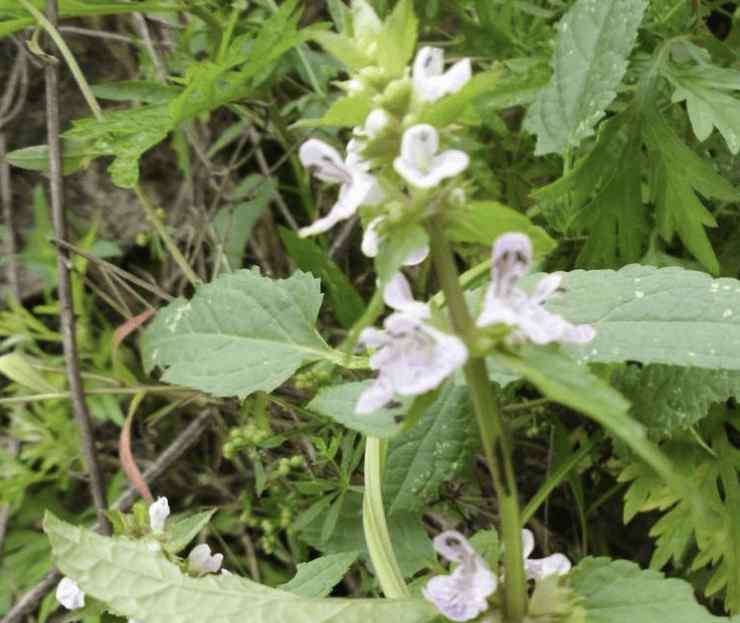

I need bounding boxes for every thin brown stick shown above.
[0,411,214,623]
[44,0,110,535]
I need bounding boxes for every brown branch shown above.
[44,0,109,534]
[0,410,214,623]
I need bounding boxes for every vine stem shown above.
[427,218,527,622]
[19,0,200,287]
[363,437,409,598]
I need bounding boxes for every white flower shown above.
[299,139,383,237]
[148,496,170,534]
[188,543,223,575]
[522,529,571,581]
[394,125,469,189]
[356,274,467,414]
[56,577,85,610]
[413,46,472,103]
[477,233,595,345]
[363,109,391,138]
[423,530,497,622]
[361,217,429,266]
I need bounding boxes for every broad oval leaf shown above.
[44,513,437,623]
[141,269,335,398]
[524,0,648,155]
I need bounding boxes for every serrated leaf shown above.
[538,265,740,370]
[278,552,358,597]
[310,31,372,69]
[6,138,103,175]
[280,228,365,329]
[525,0,648,155]
[571,557,720,623]
[307,381,405,438]
[643,102,739,274]
[384,384,475,515]
[44,513,437,623]
[164,509,217,554]
[141,269,335,398]
[446,200,556,258]
[613,365,740,436]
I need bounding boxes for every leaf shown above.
[300,492,433,577]
[6,138,103,175]
[469,529,500,569]
[446,200,556,258]
[667,63,740,154]
[384,384,476,516]
[164,509,218,554]
[537,265,740,371]
[571,557,720,623]
[91,80,182,104]
[213,187,272,270]
[418,70,503,127]
[0,352,57,393]
[295,94,373,128]
[642,102,739,274]
[307,381,404,438]
[613,365,740,437]
[280,228,365,329]
[376,0,417,76]
[524,0,648,155]
[375,225,429,285]
[44,513,437,623]
[310,31,372,70]
[141,269,335,398]
[278,552,358,597]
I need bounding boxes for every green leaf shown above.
[141,269,335,398]
[613,365,740,437]
[642,102,739,274]
[278,552,358,597]
[310,31,372,69]
[571,557,720,623]
[295,94,373,128]
[376,0,417,76]
[307,381,404,438]
[524,0,648,155]
[0,352,57,393]
[91,80,182,104]
[418,70,503,127]
[384,384,476,515]
[164,509,217,554]
[469,529,500,569]
[375,225,429,285]
[446,200,556,258]
[44,513,437,623]
[6,138,103,175]
[280,228,365,329]
[667,63,740,154]
[538,265,740,371]
[300,492,433,577]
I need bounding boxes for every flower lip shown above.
[188,543,224,575]
[412,47,472,103]
[521,529,572,581]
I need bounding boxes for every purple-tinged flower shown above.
[413,47,472,103]
[423,531,497,622]
[522,529,571,581]
[356,274,467,414]
[299,139,383,237]
[394,125,469,190]
[477,233,595,345]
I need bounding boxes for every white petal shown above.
[358,326,388,349]
[432,530,476,563]
[562,323,596,344]
[492,233,532,282]
[56,578,85,610]
[148,496,170,533]
[383,274,431,319]
[423,556,496,622]
[394,157,438,189]
[442,58,472,95]
[432,149,470,180]
[413,46,445,80]
[355,375,395,414]
[403,243,429,266]
[188,543,223,575]
[521,529,535,560]
[361,217,382,258]
[299,175,373,238]
[530,273,562,305]
[364,109,391,138]
[299,139,351,184]
[525,553,572,581]
[399,124,439,169]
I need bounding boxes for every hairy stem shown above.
[363,437,409,598]
[427,218,527,622]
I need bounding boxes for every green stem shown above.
[363,437,409,598]
[427,218,527,622]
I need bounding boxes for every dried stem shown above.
[0,410,214,623]
[44,0,110,534]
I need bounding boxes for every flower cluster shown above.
[423,529,571,622]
